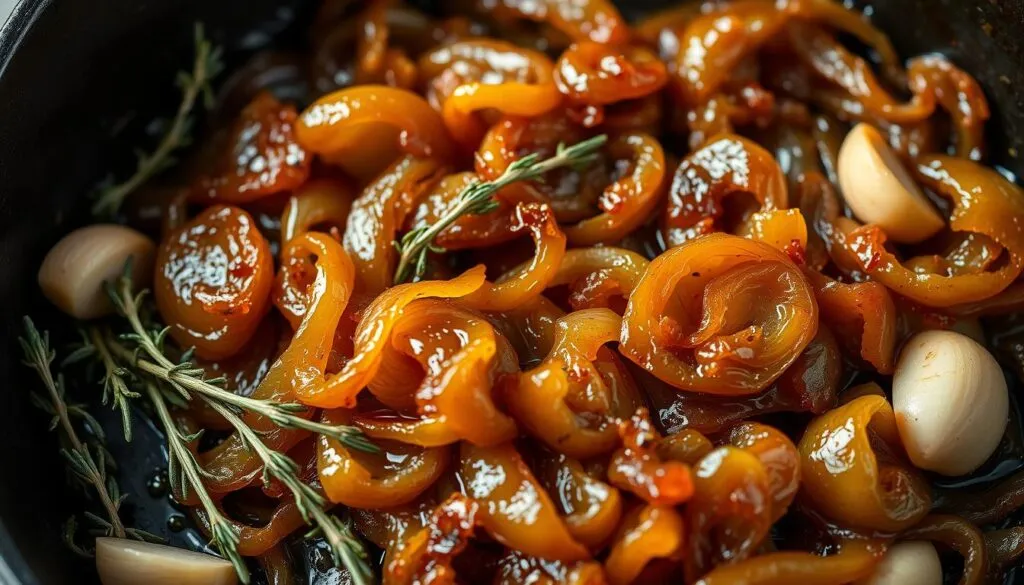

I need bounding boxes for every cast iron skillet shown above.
[1,0,1024,583]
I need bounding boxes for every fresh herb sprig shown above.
[91,23,223,217]
[106,266,377,454]
[98,267,377,582]
[61,327,141,442]
[199,397,375,585]
[140,379,248,582]
[393,134,608,283]
[18,318,160,554]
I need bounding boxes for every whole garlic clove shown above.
[38,224,155,319]
[893,330,1008,476]
[856,541,942,585]
[837,123,945,244]
[96,538,237,585]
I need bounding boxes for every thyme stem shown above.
[91,23,223,217]
[19,318,127,540]
[141,380,248,583]
[108,271,377,454]
[393,134,608,283]
[87,326,139,442]
[199,397,374,585]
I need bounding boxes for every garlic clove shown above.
[893,330,1008,476]
[38,224,155,319]
[96,538,237,585]
[856,541,942,585]
[837,123,945,244]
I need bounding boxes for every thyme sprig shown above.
[18,318,160,554]
[106,266,378,454]
[98,266,377,582]
[140,379,248,583]
[62,327,141,442]
[91,23,223,217]
[199,397,375,585]
[393,134,608,283]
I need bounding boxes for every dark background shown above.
[1,0,1023,583]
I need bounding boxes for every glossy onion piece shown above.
[790,0,903,81]
[834,156,1024,307]
[280,177,355,246]
[351,0,418,89]
[310,0,434,93]
[686,447,773,581]
[344,156,445,295]
[256,545,293,585]
[692,547,878,585]
[353,501,433,576]
[194,498,306,557]
[508,308,636,458]
[483,0,628,44]
[903,515,986,585]
[907,55,989,160]
[297,85,454,173]
[555,42,667,105]
[784,25,931,125]
[621,233,818,395]
[657,428,714,465]
[383,494,479,585]
[650,326,841,435]
[739,209,809,257]
[604,504,684,585]
[794,170,842,271]
[663,136,787,248]
[318,409,451,508]
[405,171,523,251]
[547,247,649,310]
[503,246,650,312]
[495,550,608,585]
[531,447,623,550]
[192,92,311,203]
[664,3,787,106]
[604,97,664,138]
[461,204,567,312]
[418,39,561,148]
[936,470,1024,526]
[475,114,600,223]
[358,298,519,446]
[805,270,897,374]
[189,317,282,430]
[294,266,486,408]
[459,441,589,561]
[727,422,800,521]
[564,133,666,246]
[684,84,776,153]
[155,205,274,361]
[200,233,354,491]
[608,409,694,506]
[984,527,1024,582]
[798,392,931,532]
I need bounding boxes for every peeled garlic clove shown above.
[893,330,1008,476]
[96,538,237,585]
[856,541,942,585]
[837,123,944,244]
[38,224,155,319]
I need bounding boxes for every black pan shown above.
[1,0,1023,583]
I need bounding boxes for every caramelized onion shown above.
[621,233,817,395]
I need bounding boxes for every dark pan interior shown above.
[1,0,1023,583]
